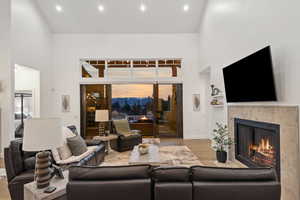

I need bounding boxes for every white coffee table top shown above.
[129,145,160,166]
[24,171,68,200]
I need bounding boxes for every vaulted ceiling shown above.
[34,0,206,33]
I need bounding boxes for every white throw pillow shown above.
[52,126,76,163]
[57,143,72,160]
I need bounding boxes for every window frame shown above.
[79,58,183,84]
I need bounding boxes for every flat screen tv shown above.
[223,46,277,102]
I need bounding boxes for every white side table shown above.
[24,171,68,200]
[93,134,118,153]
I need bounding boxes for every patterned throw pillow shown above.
[57,143,72,160]
[52,126,76,163]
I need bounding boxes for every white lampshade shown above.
[95,110,109,122]
[23,118,63,151]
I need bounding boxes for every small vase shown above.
[216,151,227,163]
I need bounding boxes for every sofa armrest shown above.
[85,139,104,146]
[4,148,16,182]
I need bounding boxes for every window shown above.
[81,59,182,80]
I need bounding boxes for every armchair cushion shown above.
[113,119,132,135]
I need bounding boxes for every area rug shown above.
[101,145,203,167]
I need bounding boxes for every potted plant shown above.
[212,122,233,163]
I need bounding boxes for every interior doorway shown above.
[80,83,183,139]
[14,64,40,138]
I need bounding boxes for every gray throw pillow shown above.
[67,135,88,156]
[23,157,36,170]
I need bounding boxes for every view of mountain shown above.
[112,97,153,106]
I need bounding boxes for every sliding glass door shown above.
[80,83,183,138]
[111,84,154,136]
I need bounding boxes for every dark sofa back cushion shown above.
[152,167,190,182]
[67,125,79,135]
[69,165,151,181]
[191,166,277,182]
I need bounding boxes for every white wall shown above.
[0,0,14,153]
[0,0,53,152]
[51,34,209,139]
[198,0,300,133]
[15,65,40,117]
[12,0,53,118]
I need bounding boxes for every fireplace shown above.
[234,118,280,180]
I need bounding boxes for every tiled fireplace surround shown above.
[228,105,300,200]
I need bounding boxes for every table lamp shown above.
[23,118,63,190]
[95,110,109,136]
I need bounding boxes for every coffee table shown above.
[129,145,161,166]
[93,134,118,154]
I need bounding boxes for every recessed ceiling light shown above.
[55,5,63,12]
[140,4,147,12]
[183,4,190,12]
[98,5,105,12]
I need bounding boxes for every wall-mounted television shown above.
[223,46,277,102]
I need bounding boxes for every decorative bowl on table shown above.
[138,144,150,155]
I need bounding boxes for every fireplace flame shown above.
[258,138,272,152]
[249,137,275,166]
[140,116,148,120]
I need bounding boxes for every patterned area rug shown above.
[101,145,203,167]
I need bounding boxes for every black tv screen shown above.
[223,46,277,102]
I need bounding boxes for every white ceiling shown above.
[34,0,206,34]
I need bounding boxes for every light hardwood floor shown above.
[0,139,219,200]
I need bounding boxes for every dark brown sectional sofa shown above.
[67,165,281,200]
[4,126,106,200]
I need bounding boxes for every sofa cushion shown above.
[23,157,36,171]
[152,167,191,182]
[10,170,34,184]
[52,127,76,163]
[67,135,88,156]
[69,165,151,181]
[57,143,73,160]
[56,146,98,165]
[191,166,277,182]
